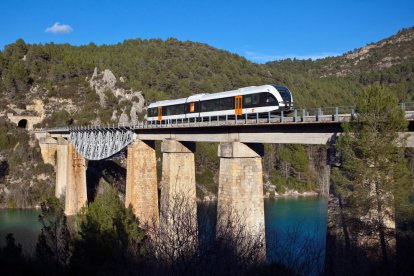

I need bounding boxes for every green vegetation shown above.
[70,187,145,274]
[330,86,414,274]
[265,144,318,194]
[38,109,71,127]
[36,197,72,268]
[0,119,54,208]
[0,118,20,150]
[195,142,219,195]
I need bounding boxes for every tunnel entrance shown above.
[18,119,28,129]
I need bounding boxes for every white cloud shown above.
[243,50,340,63]
[45,22,73,34]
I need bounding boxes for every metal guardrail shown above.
[32,103,414,132]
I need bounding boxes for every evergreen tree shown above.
[36,197,72,267]
[70,187,145,274]
[331,85,413,273]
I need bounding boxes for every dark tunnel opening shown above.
[18,119,28,129]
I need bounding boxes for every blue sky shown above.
[1,0,413,63]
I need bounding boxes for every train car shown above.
[146,84,294,122]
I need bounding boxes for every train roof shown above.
[200,85,275,101]
[187,93,206,101]
[147,97,187,108]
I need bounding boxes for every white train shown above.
[146,84,294,122]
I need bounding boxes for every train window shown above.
[244,96,252,105]
[274,85,292,102]
[190,102,195,112]
[219,97,234,110]
[147,107,157,117]
[200,97,235,112]
[242,94,261,107]
[201,102,207,112]
[164,104,185,115]
[252,94,260,105]
[265,93,277,103]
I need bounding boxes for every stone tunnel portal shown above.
[18,119,28,129]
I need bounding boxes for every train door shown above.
[235,96,242,115]
[158,106,162,121]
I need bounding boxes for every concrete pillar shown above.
[159,139,197,255]
[217,142,266,257]
[55,138,68,198]
[125,140,159,227]
[64,142,87,216]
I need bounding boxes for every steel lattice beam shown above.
[69,129,134,160]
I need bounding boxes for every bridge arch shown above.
[70,129,134,160]
[18,119,28,129]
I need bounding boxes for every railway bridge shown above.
[34,106,414,254]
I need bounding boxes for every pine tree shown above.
[36,197,72,267]
[331,85,413,273]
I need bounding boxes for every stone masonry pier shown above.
[125,140,159,227]
[64,142,87,216]
[217,142,266,256]
[159,139,198,253]
[55,137,68,198]
[159,140,197,221]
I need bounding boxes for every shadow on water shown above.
[197,197,328,274]
[0,196,328,273]
[0,209,41,256]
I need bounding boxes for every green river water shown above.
[0,197,327,271]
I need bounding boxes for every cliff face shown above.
[88,67,145,124]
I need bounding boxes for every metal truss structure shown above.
[70,128,134,160]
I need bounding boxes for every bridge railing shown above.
[400,102,414,112]
[32,102,414,132]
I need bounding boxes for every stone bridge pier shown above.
[159,139,197,218]
[125,140,159,227]
[159,139,198,254]
[55,137,68,198]
[217,142,266,258]
[37,135,87,215]
[64,141,87,215]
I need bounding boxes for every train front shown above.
[273,85,294,113]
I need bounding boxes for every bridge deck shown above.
[33,109,414,160]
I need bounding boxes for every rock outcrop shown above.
[88,67,145,124]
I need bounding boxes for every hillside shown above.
[267,26,414,102]
[1,27,413,206]
[0,38,276,127]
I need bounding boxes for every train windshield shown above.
[273,85,292,102]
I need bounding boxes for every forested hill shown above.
[0,26,413,126]
[0,38,273,111]
[267,27,414,77]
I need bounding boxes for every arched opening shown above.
[18,119,28,129]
